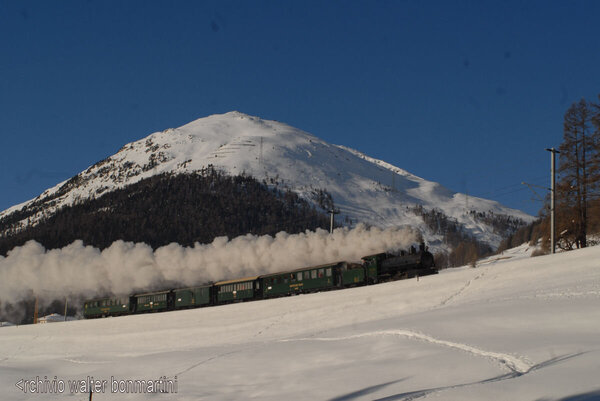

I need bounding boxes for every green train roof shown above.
[259,261,344,279]
[133,290,171,297]
[214,276,260,286]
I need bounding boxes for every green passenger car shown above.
[260,263,337,298]
[214,276,259,304]
[83,296,132,319]
[361,253,383,283]
[134,290,171,313]
[339,262,366,286]
[174,286,211,308]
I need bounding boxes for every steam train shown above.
[83,244,436,319]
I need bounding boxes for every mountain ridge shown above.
[0,111,533,251]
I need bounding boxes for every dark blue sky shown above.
[1,1,599,216]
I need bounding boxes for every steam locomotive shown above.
[83,244,436,319]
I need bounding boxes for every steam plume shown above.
[0,225,417,316]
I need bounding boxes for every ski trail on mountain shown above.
[438,269,487,307]
[281,329,532,374]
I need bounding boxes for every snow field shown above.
[1,244,599,400]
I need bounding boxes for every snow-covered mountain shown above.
[0,111,533,249]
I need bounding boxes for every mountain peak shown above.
[0,112,533,250]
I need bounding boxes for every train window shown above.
[326,268,332,277]
[311,270,317,279]
[297,272,302,281]
[318,269,324,278]
[256,281,260,290]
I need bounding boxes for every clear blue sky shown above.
[1,1,599,216]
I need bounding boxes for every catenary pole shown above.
[329,209,339,233]
[545,148,560,254]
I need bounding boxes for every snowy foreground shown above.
[1,245,600,401]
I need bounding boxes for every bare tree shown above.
[557,99,595,248]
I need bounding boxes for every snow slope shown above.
[0,112,532,249]
[1,245,599,400]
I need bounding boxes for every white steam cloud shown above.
[0,225,417,314]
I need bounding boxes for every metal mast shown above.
[545,148,560,254]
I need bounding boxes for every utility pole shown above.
[545,148,560,254]
[33,296,38,324]
[329,209,339,233]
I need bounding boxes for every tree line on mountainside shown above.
[0,166,334,255]
[499,95,600,254]
[410,205,528,267]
